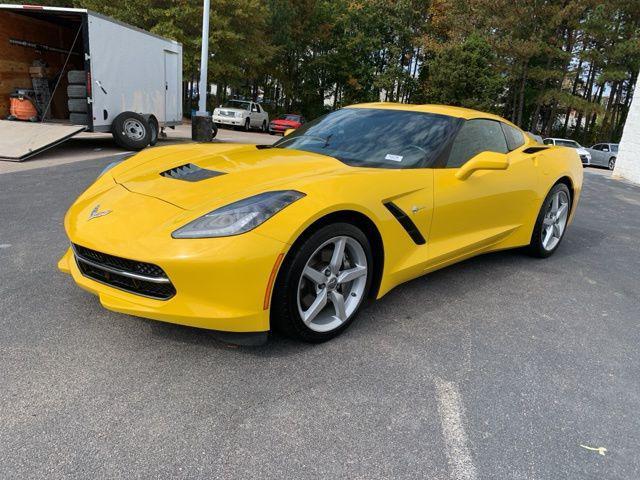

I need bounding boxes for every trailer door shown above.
[0,120,85,162]
[164,50,179,123]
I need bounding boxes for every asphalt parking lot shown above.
[1,138,639,479]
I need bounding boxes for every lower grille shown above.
[73,244,176,300]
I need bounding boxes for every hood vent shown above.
[160,163,225,182]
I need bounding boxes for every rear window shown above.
[501,123,525,151]
[555,139,580,148]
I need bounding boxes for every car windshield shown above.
[272,108,459,169]
[222,100,250,111]
[280,115,301,121]
[556,139,581,148]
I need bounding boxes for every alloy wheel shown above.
[541,190,569,251]
[609,158,615,170]
[296,236,368,333]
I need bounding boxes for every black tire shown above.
[212,123,218,139]
[244,118,251,132]
[67,98,87,113]
[528,183,571,258]
[271,223,374,343]
[67,70,86,84]
[608,157,616,170]
[148,119,158,146]
[69,112,88,125]
[67,85,87,98]
[142,115,159,146]
[111,112,150,150]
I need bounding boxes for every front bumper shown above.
[58,230,288,333]
[213,115,242,126]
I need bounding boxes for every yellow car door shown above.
[427,119,538,270]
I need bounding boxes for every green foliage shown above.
[419,34,505,113]
[24,0,640,141]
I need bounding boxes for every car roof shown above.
[348,102,518,127]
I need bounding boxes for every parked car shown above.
[59,103,583,344]
[543,137,591,166]
[269,114,306,135]
[585,143,618,170]
[212,100,269,132]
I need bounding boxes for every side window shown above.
[251,103,259,112]
[501,123,525,151]
[592,144,602,151]
[447,119,509,168]
[543,139,553,145]
[602,144,610,152]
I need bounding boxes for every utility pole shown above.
[192,0,215,141]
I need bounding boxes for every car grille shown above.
[580,154,589,164]
[219,110,235,117]
[73,244,176,300]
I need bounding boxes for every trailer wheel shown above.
[67,70,86,84]
[67,85,87,98]
[112,112,150,150]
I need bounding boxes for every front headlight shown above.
[235,112,243,118]
[172,190,305,239]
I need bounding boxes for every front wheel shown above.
[608,157,616,170]
[271,223,373,342]
[528,183,571,258]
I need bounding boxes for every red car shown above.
[269,114,306,135]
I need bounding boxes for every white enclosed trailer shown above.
[0,4,182,161]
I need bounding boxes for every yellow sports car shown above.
[59,103,583,343]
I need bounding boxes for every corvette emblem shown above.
[88,204,111,221]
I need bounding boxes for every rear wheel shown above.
[271,223,373,342]
[528,183,571,258]
[608,157,616,170]
[112,112,150,150]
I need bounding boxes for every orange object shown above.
[9,94,38,120]
[263,253,285,310]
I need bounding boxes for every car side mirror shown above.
[284,128,295,136]
[455,151,509,180]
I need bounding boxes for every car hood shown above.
[576,147,590,156]
[110,144,347,211]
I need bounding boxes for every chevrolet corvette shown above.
[58,103,583,343]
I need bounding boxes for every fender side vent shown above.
[523,146,549,154]
[384,202,426,245]
[160,163,225,182]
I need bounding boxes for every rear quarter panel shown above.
[536,146,583,223]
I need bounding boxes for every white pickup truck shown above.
[212,100,269,132]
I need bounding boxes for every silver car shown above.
[585,143,618,170]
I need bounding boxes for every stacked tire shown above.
[67,70,89,125]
